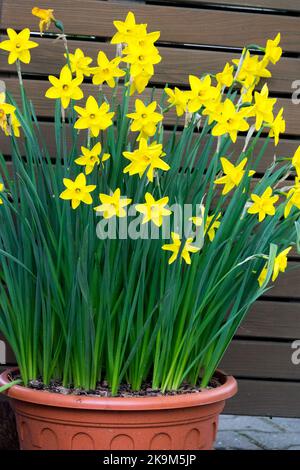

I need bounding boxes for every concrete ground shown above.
[216,415,300,450]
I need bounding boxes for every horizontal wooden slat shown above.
[221,339,300,380]
[225,378,300,417]
[265,262,300,299]
[156,0,300,13]
[238,300,300,339]
[1,1,300,52]
[2,78,300,135]
[1,121,298,173]
[1,36,299,94]
[2,337,300,380]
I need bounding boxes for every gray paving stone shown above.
[216,415,300,450]
[216,430,262,450]
[218,415,278,433]
[270,417,300,433]
[242,430,300,450]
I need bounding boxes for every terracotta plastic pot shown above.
[0,368,237,450]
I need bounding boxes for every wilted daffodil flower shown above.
[32,7,56,34]
[0,28,38,64]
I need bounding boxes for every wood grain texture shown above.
[1,1,300,52]
[2,337,300,380]
[239,300,300,339]
[2,78,300,135]
[225,379,300,417]
[156,0,300,13]
[1,120,299,174]
[221,339,300,380]
[1,36,299,94]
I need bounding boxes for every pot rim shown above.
[0,367,237,411]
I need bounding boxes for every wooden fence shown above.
[0,0,300,441]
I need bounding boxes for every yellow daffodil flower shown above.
[241,84,255,104]
[190,212,221,241]
[123,138,170,182]
[134,31,160,50]
[130,72,152,95]
[247,186,279,222]
[32,7,55,34]
[0,28,38,65]
[60,173,96,210]
[214,157,254,195]
[187,75,219,114]
[74,96,114,137]
[273,247,292,281]
[45,65,83,109]
[292,146,300,178]
[0,93,16,135]
[205,213,221,241]
[162,232,200,265]
[136,193,171,227]
[216,63,234,88]
[268,107,285,146]
[165,87,189,117]
[211,99,249,143]
[75,143,101,175]
[264,33,282,65]
[0,183,4,205]
[250,84,276,130]
[258,246,292,286]
[122,42,161,78]
[101,153,111,165]
[233,50,271,89]
[66,48,93,78]
[94,188,132,219]
[284,178,300,218]
[111,11,147,45]
[91,51,125,88]
[202,94,223,125]
[4,112,21,138]
[258,265,268,287]
[127,99,163,140]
